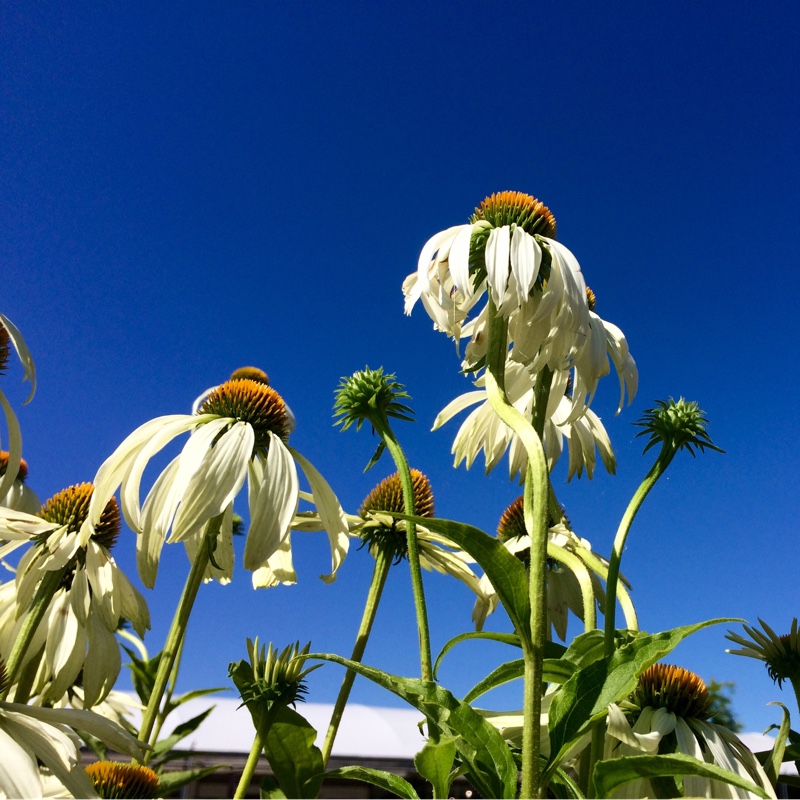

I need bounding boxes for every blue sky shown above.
[2,2,799,734]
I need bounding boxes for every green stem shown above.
[371,415,433,683]
[2,565,67,698]
[586,446,674,797]
[149,634,186,751]
[138,515,222,757]
[603,448,673,657]
[234,729,265,799]
[321,546,392,765]
[483,297,551,798]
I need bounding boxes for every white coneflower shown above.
[0,484,149,706]
[83,377,348,589]
[605,664,775,799]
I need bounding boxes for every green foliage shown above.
[414,736,458,799]
[261,706,324,799]
[321,767,420,799]
[310,652,518,799]
[593,753,770,798]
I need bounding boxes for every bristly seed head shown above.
[334,367,414,431]
[39,483,120,551]
[84,761,160,800]
[0,451,28,482]
[358,470,434,563]
[199,379,291,452]
[470,191,557,239]
[497,496,564,543]
[586,287,597,312]
[0,323,9,374]
[230,366,269,385]
[633,664,712,720]
[635,398,724,458]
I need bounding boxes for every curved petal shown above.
[251,535,297,589]
[289,446,349,583]
[432,390,486,430]
[510,227,541,302]
[0,312,36,403]
[170,421,253,543]
[485,226,511,307]
[0,720,43,798]
[244,435,298,570]
[448,226,475,299]
[0,390,22,503]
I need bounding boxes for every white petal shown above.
[251,535,297,589]
[83,615,121,707]
[138,456,181,588]
[0,312,36,403]
[510,227,541,301]
[244,435,298,570]
[432,391,486,430]
[170,421,253,542]
[289,446,349,583]
[0,721,43,797]
[485,226,511,306]
[448,226,475,298]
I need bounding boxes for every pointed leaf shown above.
[156,765,224,795]
[434,631,525,679]
[322,766,419,799]
[310,653,517,799]
[593,753,770,799]
[262,705,324,799]
[415,736,457,799]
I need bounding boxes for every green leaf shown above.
[593,753,770,799]
[464,659,525,704]
[322,766,419,799]
[310,653,517,799]
[259,776,288,798]
[549,764,586,799]
[763,702,791,786]
[546,619,737,777]
[364,441,386,472]
[150,707,217,762]
[122,645,161,706]
[156,765,224,796]
[414,736,457,799]
[262,705,324,799]
[433,631,524,679]
[393,514,533,644]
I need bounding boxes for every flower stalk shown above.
[321,544,392,765]
[483,296,551,798]
[138,514,223,756]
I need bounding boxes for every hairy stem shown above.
[234,729,265,799]
[138,514,222,757]
[321,545,392,764]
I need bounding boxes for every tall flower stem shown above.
[321,545,392,765]
[234,732,265,799]
[1,565,67,699]
[586,447,675,797]
[371,416,433,683]
[138,514,223,757]
[483,297,551,799]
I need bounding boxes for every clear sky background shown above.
[2,2,799,736]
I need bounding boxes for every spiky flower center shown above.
[586,287,597,312]
[39,483,120,551]
[634,664,711,720]
[85,762,160,800]
[358,470,434,562]
[0,656,8,695]
[199,379,291,451]
[470,191,557,239]
[0,451,27,482]
[359,469,435,519]
[0,323,8,373]
[230,366,269,384]
[497,496,562,543]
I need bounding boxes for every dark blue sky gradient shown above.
[2,2,799,733]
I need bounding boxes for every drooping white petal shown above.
[0,312,36,403]
[170,421,253,543]
[447,226,475,298]
[251,535,297,589]
[0,720,43,798]
[404,225,466,314]
[83,414,203,545]
[244,434,298,570]
[138,456,181,588]
[83,614,121,707]
[114,567,150,637]
[484,226,511,307]
[510,227,540,302]
[289,446,349,583]
[432,391,486,430]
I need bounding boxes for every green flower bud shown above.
[333,367,414,431]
